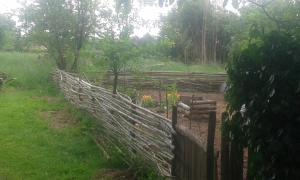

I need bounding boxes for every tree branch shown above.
[247,0,281,29]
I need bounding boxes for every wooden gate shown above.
[171,98,217,180]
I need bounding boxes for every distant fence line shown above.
[53,69,174,176]
[86,71,227,93]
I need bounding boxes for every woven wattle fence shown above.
[53,69,174,176]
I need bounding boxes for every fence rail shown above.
[87,71,227,93]
[53,69,174,176]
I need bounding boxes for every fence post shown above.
[229,141,243,180]
[221,113,229,180]
[207,111,216,180]
[166,88,169,118]
[77,78,81,101]
[159,80,162,109]
[171,105,178,179]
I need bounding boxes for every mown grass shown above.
[0,89,105,179]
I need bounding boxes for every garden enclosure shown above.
[53,69,246,180]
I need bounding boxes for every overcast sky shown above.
[0,0,171,37]
[0,0,21,13]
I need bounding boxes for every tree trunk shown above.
[72,49,80,72]
[201,0,208,64]
[113,73,118,94]
[58,50,66,70]
[213,32,217,64]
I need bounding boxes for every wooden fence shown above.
[172,98,217,180]
[87,71,227,93]
[220,113,245,180]
[53,69,227,179]
[53,69,174,176]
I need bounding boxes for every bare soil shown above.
[141,90,225,150]
[40,108,77,130]
[93,169,136,180]
[141,89,226,179]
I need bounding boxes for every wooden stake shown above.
[207,111,217,180]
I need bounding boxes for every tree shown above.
[224,1,300,179]
[226,31,300,180]
[226,0,300,58]
[96,0,135,39]
[20,0,96,70]
[70,0,97,71]
[102,38,137,94]
[0,14,16,50]
[20,0,73,69]
[97,0,137,94]
[160,0,236,64]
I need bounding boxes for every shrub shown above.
[226,31,300,179]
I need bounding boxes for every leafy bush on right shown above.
[225,31,300,179]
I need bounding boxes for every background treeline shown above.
[0,0,299,68]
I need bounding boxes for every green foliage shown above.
[226,31,300,179]
[102,39,138,74]
[102,38,139,93]
[20,0,96,70]
[0,52,54,91]
[161,0,236,64]
[97,0,135,39]
[167,84,180,106]
[227,0,300,57]
[0,14,16,51]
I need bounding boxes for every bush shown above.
[226,31,300,179]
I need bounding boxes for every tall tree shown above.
[161,0,236,64]
[98,0,137,94]
[20,0,96,70]
[70,0,97,71]
[0,14,16,50]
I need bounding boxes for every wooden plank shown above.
[229,141,244,180]
[221,113,230,180]
[207,111,217,180]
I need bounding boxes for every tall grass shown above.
[0,52,55,91]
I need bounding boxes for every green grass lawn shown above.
[0,89,104,179]
[0,52,160,180]
[0,52,108,179]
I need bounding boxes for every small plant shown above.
[167,84,180,106]
[141,95,155,108]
